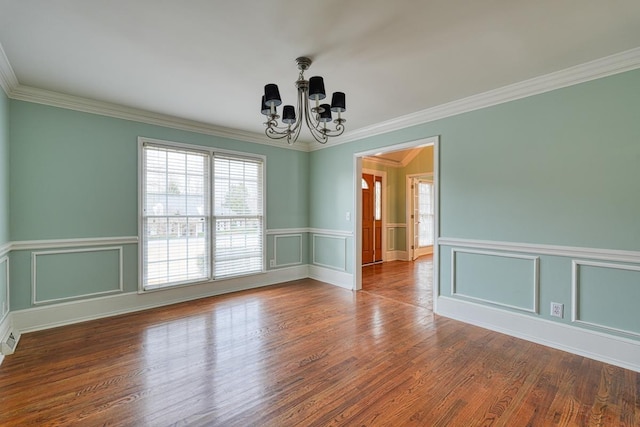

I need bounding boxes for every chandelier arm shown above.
[265,120,291,132]
[317,122,346,137]
[286,87,305,144]
[302,93,329,144]
[265,127,292,139]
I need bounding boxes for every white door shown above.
[413,178,434,259]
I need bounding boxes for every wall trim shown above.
[385,250,408,262]
[32,246,124,305]
[0,312,11,365]
[0,242,10,258]
[273,234,303,268]
[0,42,19,96]
[309,228,353,237]
[312,234,347,271]
[386,223,406,228]
[571,259,640,339]
[11,236,138,251]
[265,228,353,237]
[4,41,638,154]
[0,255,9,320]
[316,47,640,150]
[451,248,540,314]
[439,237,640,264]
[12,264,309,333]
[308,265,353,290]
[437,296,640,373]
[266,228,308,235]
[9,85,311,151]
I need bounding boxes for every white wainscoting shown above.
[450,248,540,314]
[0,242,10,258]
[308,265,354,290]
[438,237,640,373]
[312,234,347,271]
[439,237,640,263]
[437,296,640,373]
[13,264,309,333]
[273,234,303,268]
[0,312,11,365]
[0,255,8,321]
[571,259,640,339]
[12,236,138,251]
[32,246,124,305]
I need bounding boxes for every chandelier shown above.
[261,57,346,145]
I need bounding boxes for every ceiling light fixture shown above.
[261,57,346,145]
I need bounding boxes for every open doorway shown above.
[353,136,440,312]
[408,174,434,261]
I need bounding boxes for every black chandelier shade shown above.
[261,56,346,144]
[264,84,282,107]
[261,85,346,119]
[308,76,326,101]
[282,105,296,124]
[331,92,346,112]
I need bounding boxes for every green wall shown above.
[310,69,640,335]
[9,101,308,240]
[8,100,309,309]
[3,66,640,342]
[311,69,640,248]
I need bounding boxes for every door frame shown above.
[362,168,387,264]
[407,173,434,260]
[353,135,440,316]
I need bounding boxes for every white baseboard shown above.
[308,265,354,290]
[436,296,640,373]
[12,265,308,333]
[0,312,12,365]
[385,251,408,261]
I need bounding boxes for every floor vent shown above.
[1,330,20,355]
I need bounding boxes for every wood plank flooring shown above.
[1,260,639,426]
[362,256,433,310]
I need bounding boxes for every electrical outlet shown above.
[550,302,564,318]
[269,259,275,268]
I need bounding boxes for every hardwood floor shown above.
[362,256,433,310]
[1,267,639,426]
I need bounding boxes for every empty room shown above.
[1,1,639,425]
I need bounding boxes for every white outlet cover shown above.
[550,302,564,318]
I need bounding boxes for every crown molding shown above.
[363,156,401,168]
[3,41,639,152]
[0,42,19,97]
[9,85,311,151]
[312,46,640,151]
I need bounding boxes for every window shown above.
[374,179,382,221]
[418,181,434,247]
[141,140,264,290]
[213,155,264,278]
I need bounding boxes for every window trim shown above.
[137,136,266,293]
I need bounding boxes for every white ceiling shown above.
[1,1,639,141]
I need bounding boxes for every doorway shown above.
[408,175,434,260]
[353,136,440,315]
[362,172,383,265]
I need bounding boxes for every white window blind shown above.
[142,144,210,289]
[213,154,264,278]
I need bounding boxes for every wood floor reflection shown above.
[1,264,639,425]
[362,255,433,310]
